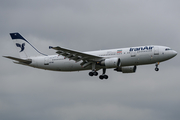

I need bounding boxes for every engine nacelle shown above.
[97,58,121,68]
[115,66,137,73]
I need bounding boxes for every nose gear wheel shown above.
[155,62,160,71]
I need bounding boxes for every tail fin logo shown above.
[16,43,25,52]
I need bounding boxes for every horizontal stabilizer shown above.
[3,56,32,64]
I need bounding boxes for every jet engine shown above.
[114,66,137,73]
[97,58,121,68]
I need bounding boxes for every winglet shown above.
[49,46,53,49]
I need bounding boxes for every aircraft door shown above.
[44,57,49,65]
[131,51,137,57]
[154,47,159,55]
[44,57,53,65]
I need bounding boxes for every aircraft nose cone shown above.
[173,50,177,57]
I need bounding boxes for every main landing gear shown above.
[89,71,98,76]
[89,63,98,77]
[88,68,108,80]
[99,74,108,80]
[155,62,160,71]
[99,68,108,80]
[89,63,108,80]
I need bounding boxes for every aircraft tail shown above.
[10,32,47,58]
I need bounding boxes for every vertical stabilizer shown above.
[10,33,47,58]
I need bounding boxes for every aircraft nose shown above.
[172,50,177,57]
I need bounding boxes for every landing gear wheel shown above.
[155,62,160,72]
[94,71,98,76]
[104,75,108,79]
[89,71,98,76]
[155,68,159,71]
[89,72,94,76]
[99,75,104,80]
[99,68,109,80]
[99,74,108,80]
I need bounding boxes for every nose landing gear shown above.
[155,67,159,71]
[155,62,160,71]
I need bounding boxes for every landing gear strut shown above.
[88,63,108,79]
[99,68,108,80]
[155,62,160,71]
[89,63,98,76]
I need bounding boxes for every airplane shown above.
[3,32,177,80]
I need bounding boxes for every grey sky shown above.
[0,0,180,120]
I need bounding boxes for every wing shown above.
[49,46,103,67]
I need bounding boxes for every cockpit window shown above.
[165,48,172,51]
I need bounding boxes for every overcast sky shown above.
[0,0,180,120]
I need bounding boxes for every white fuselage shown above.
[28,45,177,72]
[6,32,177,79]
